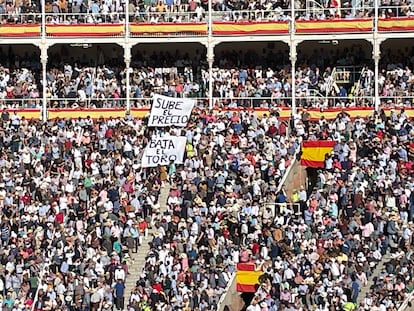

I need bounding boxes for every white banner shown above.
[141,136,187,167]
[148,94,195,127]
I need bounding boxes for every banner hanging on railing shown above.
[148,94,195,127]
[141,136,187,167]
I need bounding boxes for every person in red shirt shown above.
[251,240,260,256]
[152,279,163,293]
[231,133,240,146]
[138,218,148,242]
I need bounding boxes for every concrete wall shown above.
[284,160,308,200]
[218,275,245,311]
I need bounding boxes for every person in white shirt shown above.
[114,266,125,281]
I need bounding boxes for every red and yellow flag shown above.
[236,262,262,292]
[301,140,336,168]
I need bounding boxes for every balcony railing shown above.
[3,95,414,122]
[1,7,414,37]
[0,95,411,110]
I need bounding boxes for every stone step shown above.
[357,252,390,306]
[124,183,171,308]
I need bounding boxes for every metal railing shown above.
[325,67,337,98]
[0,7,413,29]
[45,12,124,24]
[354,66,366,100]
[5,95,414,111]
[46,97,126,109]
[398,290,414,311]
[0,98,42,109]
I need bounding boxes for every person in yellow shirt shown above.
[342,302,356,311]
[186,141,195,158]
[291,189,299,212]
[291,189,299,203]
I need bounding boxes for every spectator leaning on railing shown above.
[0,0,414,24]
[0,48,412,110]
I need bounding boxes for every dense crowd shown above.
[0,46,386,110]
[0,0,410,24]
[0,103,295,311]
[126,109,296,311]
[0,110,163,311]
[242,108,414,311]
[0,47,414,311]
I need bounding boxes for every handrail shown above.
[2,8,414,25]
[6,95,414,111]
[2,14,414,38]
[354,67,366,100]
[248,147,301,306]
[306,0,325,17]
[325,67,337,98]
[398,290,414,311]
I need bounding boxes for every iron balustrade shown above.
[0,95,408,110]
[0,7,414,37]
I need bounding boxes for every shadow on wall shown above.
[306,167,319,194]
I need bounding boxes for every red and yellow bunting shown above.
[5,18,414,38]
[295,18,372,33]
[48,108,126,120]
[46,23,124,36]
[378,18,414,31]
[10,106,414,121]
[130,23,207,34]
[3,109,41,120]
[212,21,289,35]
[0,24,41,37]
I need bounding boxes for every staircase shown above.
[357,252,391,307]
[124,183,171,307]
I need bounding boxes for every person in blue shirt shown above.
[114,279,125,311]
[350,274,360,303]
[3,291,14,309]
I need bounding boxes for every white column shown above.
[124,46,132,112]
[373,41,381,111]
[207,0,214,110]
[207,43,214,110]
[290,0,297,115]
[290,41,297,115]
[373,0,380,111]
[41,46,48,121]
[208,0,212,35]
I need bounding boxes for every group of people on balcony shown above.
[0,0,412,24]
[0,46,413,110]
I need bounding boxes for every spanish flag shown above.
[300,140,336,168]
[236,262,262,292]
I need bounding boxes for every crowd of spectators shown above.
[241,108,414,311]
[0,45,377,110]
[3,45,414,110]
[0,0,412,24]
[126,108,296,311]
[0,109,163,311]
[0,45,414,311]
